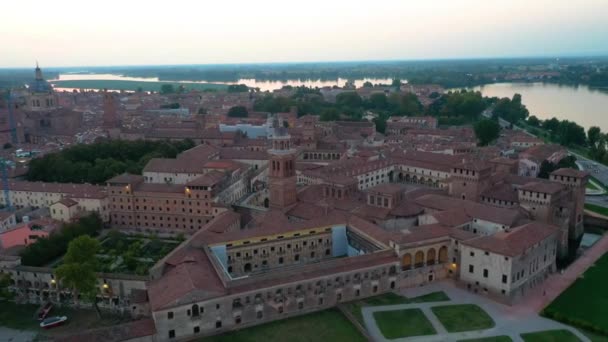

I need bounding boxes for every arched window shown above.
[244,263,252,273]
[427,248,436,265]
[192,304,200,317]
[438,246,448,263]
[402,253,412,270]
[414,251,424,268]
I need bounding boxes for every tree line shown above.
[26,139,195,184]
[20,213,103,267]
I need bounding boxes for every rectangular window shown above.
[483,269,489,278]
[169,330,175,339]
[502,275,508,284]
[168,311,174,319]
[469,265,474,273]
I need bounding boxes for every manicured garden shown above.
[344,291,449,326]
[431,304,495,332]
[201,308,365,342]
[458,336,513,342]
[542,252,608,337]
[373,308,436,339]
[95,230,182,275]
[520,329,581,342]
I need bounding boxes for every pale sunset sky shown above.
[1,0,607,67]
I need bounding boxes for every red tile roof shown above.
[462,222,558,257]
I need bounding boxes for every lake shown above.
[51,73,393,92]
[470,82,608,131]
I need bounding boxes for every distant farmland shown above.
[50,79,229,92]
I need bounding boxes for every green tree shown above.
[362,81,373,88]
[227,84,249,93]
[0,273,13,300]
[320,108,340,122]
[527,115,541,127]
[227,106,248,118]
[474,119,500,146]
[160,84,175,94]
[543,117,560,132]
[493,94,529,123]
[391,79,402,90]
[336,92,362,109]
[368,93,388,110]
[588,126,601,147]
[55,235,102,317]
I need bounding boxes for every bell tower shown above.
[268,117,297,210]
[103,89,119,129]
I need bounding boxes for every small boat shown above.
[40,316,67,329]
[37,302,53,321]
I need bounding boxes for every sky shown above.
[1,0,607,67]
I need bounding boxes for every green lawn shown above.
[587,182,600,191]
[580,328,608,342]
[542,252,608,336]
[584,203,608,217]
[201,309,365,342]
[458,336,513,342]
[520,329,582,342]
[431,304,495,332]
[373,308,436,339]
[344,291,449,327]
[51,79,228,92]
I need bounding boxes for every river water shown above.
[51,73,393,92]
[470,82,608,132]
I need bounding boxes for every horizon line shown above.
[2,54,608,70]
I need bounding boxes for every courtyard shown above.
[360,282,590,342]
[95,230,182,275]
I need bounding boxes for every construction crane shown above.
[6,90,18,144]
[1,90,17,211]
[0,158,10,211]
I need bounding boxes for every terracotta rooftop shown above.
[366,183,407,196]
[107,173,144,185]
[519,181,565,195]
[147,247,226,310]
[57,197,78,208]
[186,171,226,187]
[415,194,523,227]
[462,222,558,257]
[219,148,267,160]
[9,181,107,199]
[55,318,157,342]
[551,168,589,179]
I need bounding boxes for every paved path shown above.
[0,327,36,342]
[361,282,590,342]
[514,232,608,313]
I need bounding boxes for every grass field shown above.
[344,291,449,326]
[584,203,608,217]
[520,329,582,342]
[542,252,608,336]
[373,308,436,339]
[587,182,600,191]
[458,336,513,342]
[200,308,365,342]
[51,79,228,92]
[431,304,495,333]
